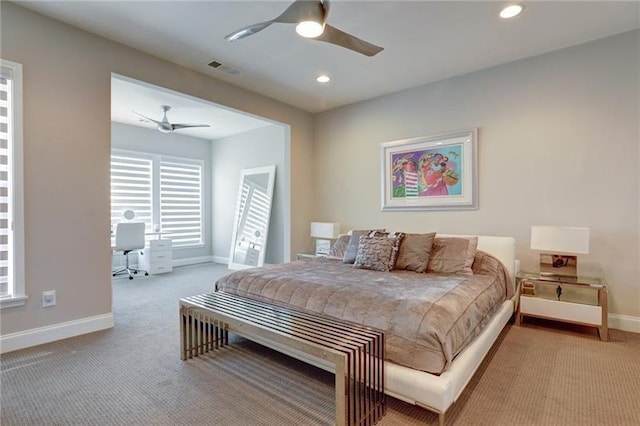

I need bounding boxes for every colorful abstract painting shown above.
[391,144,463,199]
[381,129,478,211]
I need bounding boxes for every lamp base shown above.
[539,253,578,279]
[315,239,331,256]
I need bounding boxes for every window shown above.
[160,159,203,247]
[0,60,25,308]
[110,154,153,239]
[110,150,204,248]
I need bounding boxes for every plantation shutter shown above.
[0,66,12,297]
[160,159,203,247]
[110,154,153,240]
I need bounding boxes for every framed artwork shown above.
[381,129,478,211]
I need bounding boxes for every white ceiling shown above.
[16,1,640,114]
[111,75,271,140]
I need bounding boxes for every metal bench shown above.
[180,291,386,426]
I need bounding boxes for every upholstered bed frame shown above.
[242,235,517,425]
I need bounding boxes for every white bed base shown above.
[243,235,517,425]
[385,298,514,424]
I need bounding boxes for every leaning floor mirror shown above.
[228,165,276,270]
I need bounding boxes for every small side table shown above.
[516,268,608,341]
[296,252,325,261]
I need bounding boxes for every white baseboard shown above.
[609,314,640,333]
[0,313,114,354]
[212,256,229,264]
[172,256,214,267]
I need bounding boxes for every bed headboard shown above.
[438,234,516,283]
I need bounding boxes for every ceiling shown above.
[15,1,640,113]
[111,75,271,140]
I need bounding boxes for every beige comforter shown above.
[215,253,510,374]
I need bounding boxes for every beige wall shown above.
[0,3,314,335]
[314,30,639,319]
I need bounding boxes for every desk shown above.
[139,239,173,275]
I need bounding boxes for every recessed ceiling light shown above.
[500,4,524,19]
[316,75,331,83]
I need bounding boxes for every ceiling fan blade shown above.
[132,110,163,126]
[314,24,383,57]
[225,21,273,42]
[171,124,211,131]
[322,0,331,17]
[225,0,325,42]
[274,0,325,24]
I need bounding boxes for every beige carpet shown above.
[1,263,639,425]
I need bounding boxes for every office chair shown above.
[112,222,149,280]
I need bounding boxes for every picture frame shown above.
[381,128,478,211]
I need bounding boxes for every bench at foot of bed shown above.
[180,291,386,426]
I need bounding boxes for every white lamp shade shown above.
[530,226,590,254]
[310,222,341,239]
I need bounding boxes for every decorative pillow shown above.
[353,236,395,272]
[427,236,478,275]
[471,250,492,275]
[472,250,514,299]
[387,232,406,270]
[394,232,436,273]
[342,229,384,264]
[328,234,350,259]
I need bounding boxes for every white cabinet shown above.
[139,239,172,275]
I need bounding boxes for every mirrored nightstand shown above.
[515,266,608,341]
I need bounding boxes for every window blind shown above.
[110,154,153,240]
[160,159,203,247]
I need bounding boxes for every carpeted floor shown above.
[1,263,639,425]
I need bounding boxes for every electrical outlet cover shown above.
[42,290,56,307]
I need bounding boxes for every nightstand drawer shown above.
[526,280,599,305]
[520,296,602,326]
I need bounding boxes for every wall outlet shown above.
[42,290,56,308]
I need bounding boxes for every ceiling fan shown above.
[225,0,383,57]
[132,105,210,134]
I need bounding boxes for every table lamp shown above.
[310,222,340,256]
[530,226,590,278]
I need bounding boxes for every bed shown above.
[215,234,517,424]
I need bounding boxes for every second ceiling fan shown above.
[133,105,210,134]
[225,0,383,57]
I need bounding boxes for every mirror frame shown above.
[228,165,276,270]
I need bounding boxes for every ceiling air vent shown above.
[207,60,241,76]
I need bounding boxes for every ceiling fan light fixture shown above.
[500,4,524,19]
[296,21,324,38]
